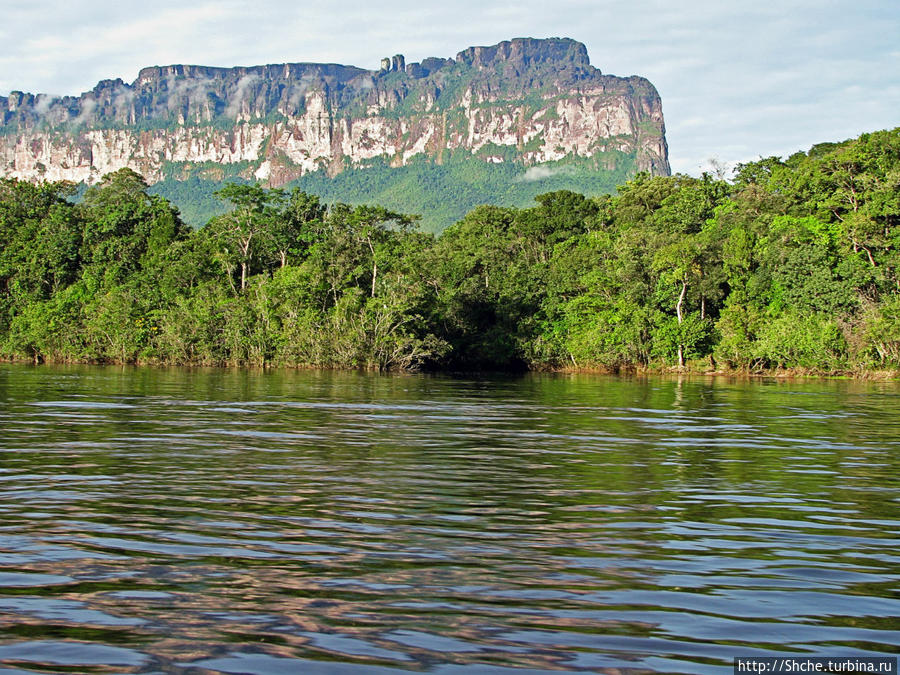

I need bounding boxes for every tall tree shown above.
[213,183,285,291]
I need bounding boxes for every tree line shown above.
[1,127,898,374]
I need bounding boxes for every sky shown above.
[1,0,897,175]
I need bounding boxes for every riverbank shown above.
[4,354,899,381]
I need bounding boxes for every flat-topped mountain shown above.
[0,38,669,227]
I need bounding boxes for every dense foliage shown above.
[2,128,899,374]
[149,154,635,231]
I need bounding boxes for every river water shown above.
[0,365,898,674]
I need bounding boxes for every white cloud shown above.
[517,165,574,182]
[224,75,260,119]
[33,94,56,116]
[72,98,96,126]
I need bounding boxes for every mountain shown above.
[0,38,669,229]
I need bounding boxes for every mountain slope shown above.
[1,37,669,228]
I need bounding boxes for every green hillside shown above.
[149,153,638,231]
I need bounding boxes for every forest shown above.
[1,127,898,375]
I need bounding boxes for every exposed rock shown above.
[0,37,670,185]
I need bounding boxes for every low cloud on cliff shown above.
[72,98,96,126]
[224,75,260,119]
[516,165,576,182]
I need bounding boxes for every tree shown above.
[80,168,188,282]
[212,183,285,291]
[262,189,327,269]
[0,179,82,303]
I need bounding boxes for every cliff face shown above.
[0,38,669,186]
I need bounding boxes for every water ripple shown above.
[0,366,898,673]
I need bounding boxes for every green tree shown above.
[212,183,285,291]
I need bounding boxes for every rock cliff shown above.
[0,38,669,187]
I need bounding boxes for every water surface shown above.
[0,365,898,673]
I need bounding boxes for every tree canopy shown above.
[1,127,899,374]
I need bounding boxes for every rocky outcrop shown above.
[0,38,669,186]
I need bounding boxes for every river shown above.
[0,365,898,673]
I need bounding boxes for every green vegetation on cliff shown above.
[148,154,638,232]
[2,127,899,374]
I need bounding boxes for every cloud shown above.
[72,98,96,126]
[33,94,56,116]
[517,165,574,182]
[0,0,897,175]
[165,77,212,113]
[113,86,135,109]
[224,74,260,119]
[285,87,306,112]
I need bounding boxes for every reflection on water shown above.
[0,365,898,674]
